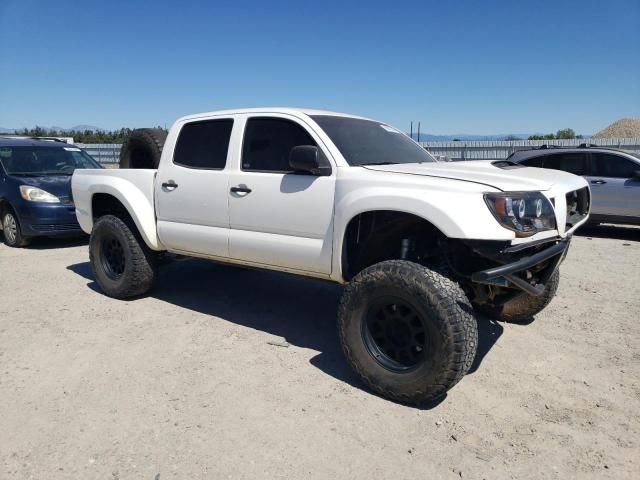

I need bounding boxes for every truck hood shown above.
[363,160,569,192]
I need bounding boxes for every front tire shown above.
[2,211,31,247]
[89,215,156,299]
[338,260,478,404]
[475,269,560,323]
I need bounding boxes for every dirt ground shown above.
[1,225,639,479]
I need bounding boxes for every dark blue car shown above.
[0,138,102,247]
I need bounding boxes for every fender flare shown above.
[84,182,162,250]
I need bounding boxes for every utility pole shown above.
[410,121,413,139]
[417,122,421,142]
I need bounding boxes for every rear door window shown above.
[174,119,234,169]
[591,153,639,178]
[542,153,587,175]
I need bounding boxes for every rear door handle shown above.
[162,181,178,189]
[230,186,252,194]
[591,179,607,185]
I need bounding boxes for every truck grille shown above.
[565,187,590,230]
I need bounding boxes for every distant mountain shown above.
[48,125,105,132]
[68,125,105,132]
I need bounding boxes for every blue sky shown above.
[1,0,638,134]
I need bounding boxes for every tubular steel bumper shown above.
[471,239,570,296]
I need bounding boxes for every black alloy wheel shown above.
[101,235,126,279]
[362,296,430,372]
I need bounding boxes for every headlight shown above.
[19,185,60,203]
[484,192,555,237]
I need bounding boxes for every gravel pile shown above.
[593,118,640,138]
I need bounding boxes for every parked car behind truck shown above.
[0,138,102,247]
[508,144,640,225]
[72,108,590,404]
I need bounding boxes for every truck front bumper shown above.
[450,236,571,297]
[471,239,569,296]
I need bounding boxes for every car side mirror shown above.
[633,170,640,180]
[289,145,331,176]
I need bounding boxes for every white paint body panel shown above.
[71,107,590,284]
[154,114,235,257]
[72,169,162,250]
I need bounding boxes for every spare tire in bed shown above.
[119,128,167,169]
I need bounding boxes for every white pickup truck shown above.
[72,108,590,404]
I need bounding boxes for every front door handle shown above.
[591,179,607,185]
[162,181,179,189]
[230,186,252,194]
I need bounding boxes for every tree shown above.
[10,126,160,143]
[528,134,545,140]
[504,135,521,141]
[555,128,576,139]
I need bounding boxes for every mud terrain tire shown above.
[89,215,156,299]
[119,128,167,169]
[475,269,560,323]
[338,260,478,404]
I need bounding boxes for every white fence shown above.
[78,143,121,164]
[419,138,640,161]
[80,138,640,165]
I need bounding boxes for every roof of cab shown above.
[176,107,373,123]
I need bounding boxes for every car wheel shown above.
[2,211,31,247]
[338,260,478,404]
[89,215,156,299]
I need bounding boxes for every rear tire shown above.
[2,210,31,247]
[475,269,560,323]
[119,128,167,169]
[89,215,156,298]
[338,260,478,404]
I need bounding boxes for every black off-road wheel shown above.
[2,210,31,247]
[89,215,156,299]
[474,269,560,324]
[338,260,478,405]
[119,128,167,169]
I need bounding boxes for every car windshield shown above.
[311,115,436,166]
[0,145,101,176]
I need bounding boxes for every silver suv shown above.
[508,145,640,225]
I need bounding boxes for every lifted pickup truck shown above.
[72,108,590,404]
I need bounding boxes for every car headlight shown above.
[19,185,60,203]
[484,192,555,237]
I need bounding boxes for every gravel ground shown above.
[1,225,639,479]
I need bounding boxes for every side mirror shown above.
[289,145,331,176]
[633,170,640,180]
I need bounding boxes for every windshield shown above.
[0,145,101,176]
[311,115,436,166]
